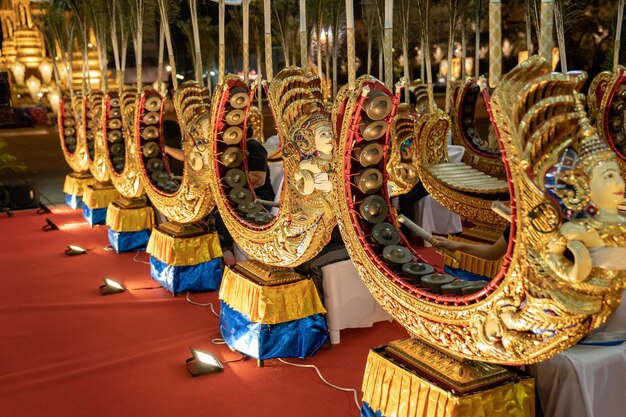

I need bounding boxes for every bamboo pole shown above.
[346,0,355,90]
[525,0,533,54]
[614,0,625,73]
[243,0,250,82]
[384,0,393,89]
[189,0,203,83]
[488,0,501,88]
[417,1,434,113]
[554,0,567,72]
[420,38,425,82]
[461,13,466,78]
[299,0,307,68]
[264,0,273,81]
[445,0,457,113]
[157,21,165,93]
[158,0,178,90]
[540,0,554,67]
[136,0,144,90]
[219,0,225,84]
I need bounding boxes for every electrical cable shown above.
[223,354,247,363]
[211,338,227,345]
[277,358,361,411]
[128,285,163,291]
[185,292,220,317]
[133,250,151,264]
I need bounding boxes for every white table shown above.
[321,259,393,344]
[529,291,626,417]
[415,145,465,237]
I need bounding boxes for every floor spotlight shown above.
[43,218,59,231]
[186,347,224,377]
[65,245,87,256]
[37,203,52,214]
[100,278,126,295]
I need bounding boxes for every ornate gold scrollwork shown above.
[85,91,109,183]
[136,82,214,223]
[58,95,89,173]
[107,87,145,199]
[387,111,419,197]
[206,70,336,267]
[333,56,626,364]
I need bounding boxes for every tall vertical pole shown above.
[300,0,307,68]
[488,0,501,88]
[540,0,554,68]
[157,22,165,93]
[219,0,225,85]
[346,0,355,90]
[189,0,203,83]
[243,0,250,82]
[614,0,625,73]
[264,0,273,82]
[384,0,393,89]
[475,1,481,78]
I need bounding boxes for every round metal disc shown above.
[421,273,455,294]
[382,245,412,267]
[371,222,401,246]
[225,168,247,188]
[359,195,388,224]
[229,187,253,205]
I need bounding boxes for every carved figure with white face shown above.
[293,112,334,196]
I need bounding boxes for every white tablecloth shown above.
[414,145,465,237]
[321,259,393,344]
[530,291,626,417]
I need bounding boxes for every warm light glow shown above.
[194,350,221,367]
[209,71,216,76]
[39,59,53,84]
[104,278,124,290]
[518,50,529,64]
[49,89,61,114]
[552,47,560,71]
[12,60,26,86]
[176,74,184,80]
[67,245,85,252]
[26,75,41,101]
[88,43,93,48]
[166,65,172,72]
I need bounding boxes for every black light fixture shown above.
[186,347,224,377]
[65,245,87,256]
[100,278,126,295]
[37,203,52,214]
[42,218,59,231]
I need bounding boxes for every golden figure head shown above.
[292,111,333,157]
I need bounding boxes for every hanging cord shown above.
[185,292,220,318]
[133,250,150,265]
[277,358,360,411]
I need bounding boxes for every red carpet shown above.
[0,208,412,417]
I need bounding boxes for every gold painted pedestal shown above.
[82,183,119,210]
[362,338,535,417]
[63,172,96,209]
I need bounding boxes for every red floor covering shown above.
[0,208,415,417]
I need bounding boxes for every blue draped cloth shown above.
[65,193,83,210]
[108,228,151,253]
[82,206,107,227]
[219,301,328,360]
[444,265,491,282]
[149,256,223,295]
[360,402,384,417]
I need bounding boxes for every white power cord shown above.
[277,358,360,411]
[133,250,150,264]
[185,292,220,317]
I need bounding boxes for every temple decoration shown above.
[387,107,418,197]
[332,55,626,364]
[206,68,336,267]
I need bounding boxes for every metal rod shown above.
[219,0,225,85]
[384,0,393,89]
[540,0,554,67]
[243,0,250,82]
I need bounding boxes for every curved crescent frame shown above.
[206,71,336,267]
[85,91,109,182]
[106,88,144,199]
[450,78,505,178]
[333,63,624,365]
[588,67,626,177]
[135,83,214,223]
[58,96,89,173]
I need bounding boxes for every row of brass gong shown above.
[106,94,125,174]
[356,87,484,296]
[607,83,626,156]
[139,95,181,194]
[220,86,275,225]
[61,100,78,154]
[85,95,103,160]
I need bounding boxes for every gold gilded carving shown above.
[86,91,109,183]
[109,88,145,199]
[333,57,626,364]
[58,95,89,173]
[137,82,215,223]
[206,71,336,267]
[387,111,420,197]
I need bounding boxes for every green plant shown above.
[0,140,26,176]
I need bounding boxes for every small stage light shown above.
[65,245,87,256]
[37,203,52,214]
[100,278,126,295]
[185,347,224,377]
[42,218,59,231]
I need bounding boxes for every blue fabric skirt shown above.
[83,206,107,227]
[360,402,384,417]
[65,193,83,210]
[219,301,328,360]
[149,256,223,295]
[108,228,151,253]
